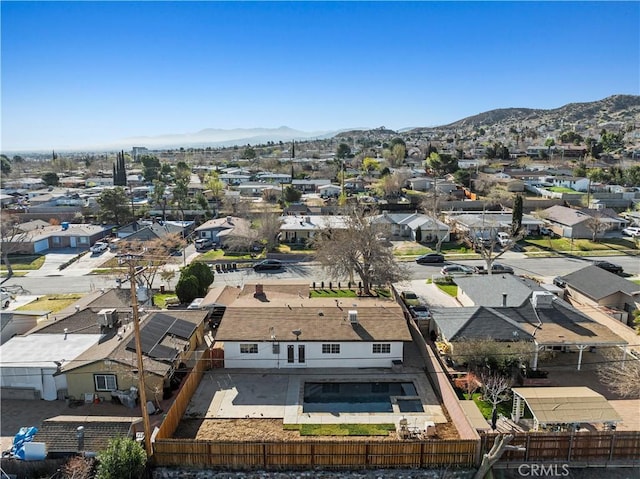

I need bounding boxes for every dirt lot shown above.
[173,418,460,442]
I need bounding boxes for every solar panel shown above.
[126,313,198,363]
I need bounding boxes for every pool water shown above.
[302,382,421,413]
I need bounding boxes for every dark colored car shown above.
[416,253,445,264]
[253,259,284,271]
[552,276,566,288]
[475,263,514,274]
[440,264,475,276]
[592,260,624,275]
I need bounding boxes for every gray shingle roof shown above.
[560,265,640,301]
[455,275,544,307]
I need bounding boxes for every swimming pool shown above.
[302,381,423,413]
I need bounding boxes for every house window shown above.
[372,343,391,354]
[52,237,61,244]
[240,343,258,354]
[78,237,89,244]
[322,344,340,354]
[94,374,117,391]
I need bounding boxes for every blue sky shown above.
[2,1,639,152]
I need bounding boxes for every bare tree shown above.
[480,372,512,418]
[597,349,640,398]
[311,207,410,295]
[474,434,525,479]
[469,211,525,273]
[253,212,283,252]
[584,212,612,242]
[0,214,29,279]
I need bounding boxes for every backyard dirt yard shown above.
[173,418,460,442]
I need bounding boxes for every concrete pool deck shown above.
[185,368,447,428]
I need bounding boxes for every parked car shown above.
[1,288,15,309]
[622,227,640,237]
[553,277,566,288]
[253,259,284,271]
[592,260,624,275]
[415,253,445,264]
[400,290,421,307]
[475,263,514,274]
[539,226,553,236]
[187,298,205,309]
[90,241,109,254]
[440,264,474,276]
[497,232,512,247]
[195,238,214,250]
[409,305,431,320]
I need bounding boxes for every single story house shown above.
[558,265,640,326]
[279,215,349,244]
[2,222,114,254]
[210,281,411,369]
[318,184,342,198]
[430,291,628,371]
[537,205,626,239]
[443,211,545,237]
[291,179,332,193]
[0,311,41,345]
[454,275,546,308]
[370,212,450,243]
[194,216,252,247]
[543,176,591,192]
[116,219,189,241]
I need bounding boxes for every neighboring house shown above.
[406,177,434,192]
[544,176,590,192]
[219,173,251,185]
[429,291,627,371]
[35,416,142,457]
[0,194,16,208]
[0,333,100,400]
[538,205,626,239]
[443,211,544,237]
[194,216,251,247]
[279,215,349,244]
[0,312,41,345]
[318,184,342,198]
[558,265,640,326]
[291,179,332,193]
[237,182,278,197]
[370,212,450,242]
[454,275,546,307]
[210,281,411,369]
[255,172,291,184]
[2,223,114,254]
[116,220,189,242]
[60,309,207,401]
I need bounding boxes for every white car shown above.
[622,227,640,237]
[1,288,14,309]
[90,241,109,254]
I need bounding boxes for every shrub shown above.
[96,437,146,479]
[180,262,214,296]
[175,274,200,304]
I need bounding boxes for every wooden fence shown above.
[481,431,640,466]
[154,348,211,440]
[152,439,479,469]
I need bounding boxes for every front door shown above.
[286,344,306,367]
[70,237,77,248]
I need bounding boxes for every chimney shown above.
[64,328,68,340]
[255,284,264,296]
[502,293,508,307]
[305,216,312,224]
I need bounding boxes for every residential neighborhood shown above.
[1,97,640,477]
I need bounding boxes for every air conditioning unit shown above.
[97,309,118,328]
[348,310,358,325]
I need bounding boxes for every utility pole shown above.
[124,254,153,456]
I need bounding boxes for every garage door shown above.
[34,239,49,253]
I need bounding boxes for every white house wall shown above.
[222,341,403,369]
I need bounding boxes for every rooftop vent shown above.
[348,310,358,325]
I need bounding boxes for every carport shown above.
[511,386,622,431]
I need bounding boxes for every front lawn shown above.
[0,255,46,271]
[436,283,457,297]
[524,237,637,254]
[283,423,395,436]
[153,293,179,308]
[16,294,86,313]
[548,186,581,194]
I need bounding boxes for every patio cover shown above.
[512,387,621,429]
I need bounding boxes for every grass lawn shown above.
[468,393,512,420]
[91,268,127,275]
[276,244,315,254]
[548,186,581,194]
[16,294,85,313]
[524,237,637,254]
[436,283,457,296]
[0,271,28,278]
[0,255,46,271]
[283,423,395,436]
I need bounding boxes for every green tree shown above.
[42,172,60,186]
[362,157,380,175]
[511,195,523,236]
[97,187,133,225]
[204,171,225,201]
[283,185,302,203]
[425,152,458,176]
[1,155,11,174]
[140,154,161,182]
[453,169,472,187]
[241,146,257,159]
[600,129,625,152]
[179,262,214,297]
[176,274,200,304]
[336,143,351,159]
[96,437,146,479]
